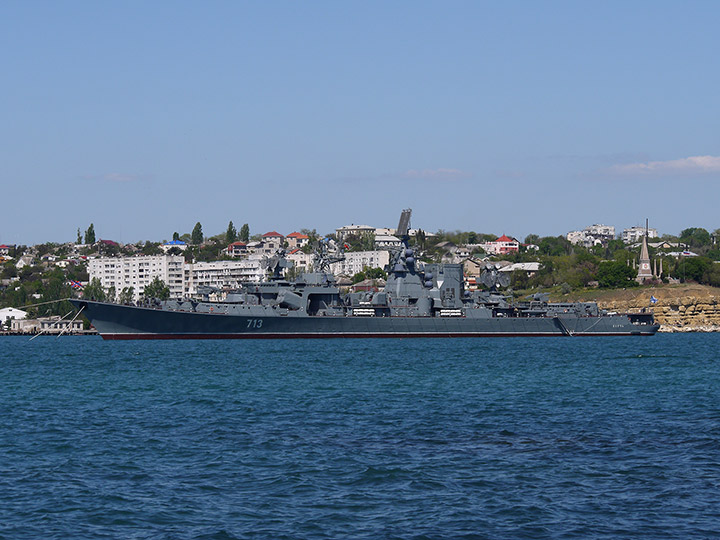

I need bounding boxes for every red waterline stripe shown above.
[100,332,657,340]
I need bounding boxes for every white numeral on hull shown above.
[247,319,263,328]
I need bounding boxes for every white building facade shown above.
[335,224,376,242]
[183,259,266,295]
[567,224,616,247]
[88,255,185,302]
[1,307,27,325]
[330,250,390,277]
[622,226,659,244]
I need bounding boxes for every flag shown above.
[70,280,84,290]
[650,295,658,304]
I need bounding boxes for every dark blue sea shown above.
[2,334,719,540]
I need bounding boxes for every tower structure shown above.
[636,218,653,283]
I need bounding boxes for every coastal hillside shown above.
[552,284,720,332]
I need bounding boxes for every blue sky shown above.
[2,1,719,245]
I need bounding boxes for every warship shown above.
[71,210,659,339]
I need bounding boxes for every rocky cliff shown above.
[568,284,720,332]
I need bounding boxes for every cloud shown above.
[402,168,469,180]
[610,155,720,175]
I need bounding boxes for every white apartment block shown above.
[567,224,616,247]
[330,250,390,277]
[622,226,659,244]
[584,224,615,243]
[566,230,595,247]
[335,224,376,242]
[184,259,266,295]
[88,255,185,302]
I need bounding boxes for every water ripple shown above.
[1,334,720,539]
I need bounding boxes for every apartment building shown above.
[183,259,265,295]
[88,255,184,302]
[330,250,390,277]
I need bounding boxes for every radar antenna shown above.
[480,264,511,290]
[261,249,293,281]
[396,208,412,241]
[313,238,345,273]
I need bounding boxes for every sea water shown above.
[1,334,719,539]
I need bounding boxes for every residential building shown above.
[584,224,615,242]
[330,250,390,277]
[16,255,34,269]
[566,230,593,247]
[480,235,520,255]
[226,241,248,257]
[88,255,185,302]
[160,240,188,253]
[286,232,310,250]
[286,249,314,274]
[0,244,12,256]
[262,231,284,251]
[335,224,375,242]
[498,262,541,275]
[374,234,402,249]
[1,307,27,324]
[184,259,265,295]
[622,226,659,244]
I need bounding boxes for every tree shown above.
[415,229,427,251]
[143,277,170,300]
[142,241,162,256]
[172,231,180,241]
[83,277,106,301]
[76,228,83,244]
[191,222,204,245]
[597,261,637,288]
[524,234,540,245]
[671,256,712,283]
[680,227,711,248]
[84,223,96,245]
[239,223,250,243]
[118,287,135,304]
[538,236,571,256]
[226,221,237,244]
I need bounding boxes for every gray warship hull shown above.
[71,300,659,339]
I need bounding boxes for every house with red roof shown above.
[481,234,520,255]
[226,241,248,257]
[286,231,309,250]
[262,231,285,251]
[0,244,13,256]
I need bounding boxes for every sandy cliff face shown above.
[591,285,720,332]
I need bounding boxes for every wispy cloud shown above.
[402,168,469,180]
[610,155,720,175]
